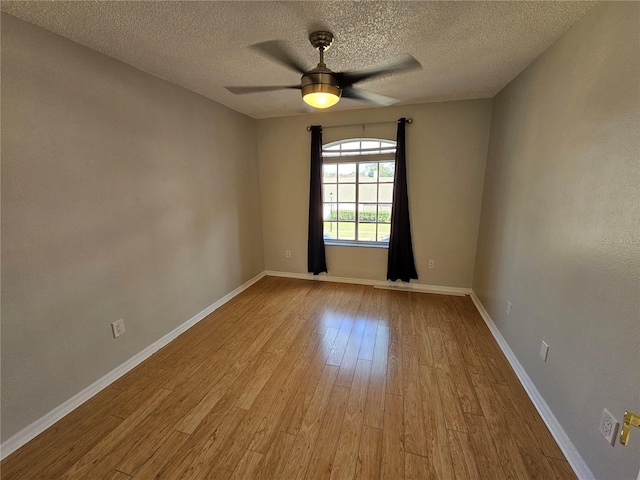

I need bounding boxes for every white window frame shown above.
[322,138,396,247]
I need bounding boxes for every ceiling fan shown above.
[225,31,421,109]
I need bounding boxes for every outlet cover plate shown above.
[599,408,619,446]
[112,319,125,338]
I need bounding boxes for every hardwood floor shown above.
[1,276,577,479]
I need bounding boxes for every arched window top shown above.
[323,138,396,160]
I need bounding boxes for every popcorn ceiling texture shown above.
[1,1,595,118]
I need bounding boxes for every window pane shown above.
[338,163,356,183]
[325,144,340,151]
[338,184,356,202]
[341,141,360,151]
[379,183,393,203]
[379,162,395,182]
[361,140,380,150]
[377,223,391,242]
[324,222,337,239]
[379,204,392,223]
[359,163,378,183]
[323,203,337,221]
[323,184,337,203]
[338,203,355,222]
[359,184,377,203]
[358,203,377,222]
[323,164,337,183]
[358,223,377,242]
[338,222,355,240]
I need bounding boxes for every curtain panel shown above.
[387,118,418,282]
[307,125,327,275]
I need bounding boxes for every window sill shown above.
[324,241,389,249]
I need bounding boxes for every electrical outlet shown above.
[428,259,435,269]
[600,409,619,445]
[507,301,512,316]
[111,319,125,338]
[540,341,549,362]
[285,250,292,259]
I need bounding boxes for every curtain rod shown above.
[306,118,413,131]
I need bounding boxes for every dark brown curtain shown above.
[308,125,327,275]
[387,118,418,282]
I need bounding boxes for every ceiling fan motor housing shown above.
[301,69,342,99]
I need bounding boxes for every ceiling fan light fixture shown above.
[303,89,341,109]
[301,71,341,109]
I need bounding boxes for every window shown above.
[322,138,396,245]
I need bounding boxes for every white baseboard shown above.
[0,271,266,460]
[469,291,595,480]
[264,270,471,296]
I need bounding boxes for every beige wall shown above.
[473,3,639,479]
[258,100,492,288]
[1,14,264,441]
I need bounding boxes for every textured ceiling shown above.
[1,1,596,119]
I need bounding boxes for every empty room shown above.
[1,1,638,479]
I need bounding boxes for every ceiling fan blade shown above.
[342,86,398,106]
[249,40,308,75]
[226,85,301,95]
[336,55,422,87]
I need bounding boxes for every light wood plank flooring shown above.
[1,276,577,479]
